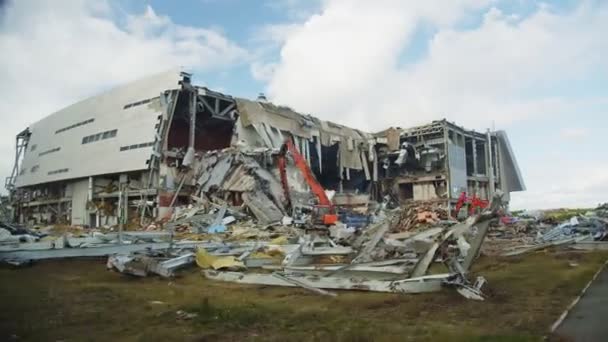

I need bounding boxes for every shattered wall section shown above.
[195,149,289,224]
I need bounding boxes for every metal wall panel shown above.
[15,70,182,187]
[496,130,526,192]
[448,143,467,198]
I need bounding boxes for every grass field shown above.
[1,250,606,341]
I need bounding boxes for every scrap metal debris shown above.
[485,203,608,256]
[0,159,508,300]
[201,192,507,300]
[0,145,560,300]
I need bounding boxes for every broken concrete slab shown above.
[242,190,283,225]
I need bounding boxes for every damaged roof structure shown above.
[5,69,524,228]
[0,69,531,300]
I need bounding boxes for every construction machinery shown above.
[453,191,489,218]
[277,137,338,226]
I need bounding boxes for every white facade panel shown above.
[496,130,526,192]
[15,69,182,187]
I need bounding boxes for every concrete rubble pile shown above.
[0,187,507,301]
[490,204,608,256]
[191,148,290,226]
[200,192,507,300]
[0,144,510,300]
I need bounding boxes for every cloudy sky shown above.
[0,0,606,209]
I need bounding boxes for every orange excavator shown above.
[277,137,338,226]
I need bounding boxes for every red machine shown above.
[278,138,338,226]
[454,191,489,218]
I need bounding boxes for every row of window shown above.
[56,118,95,134]
[48,168,69,175]
[82,129,118,144]
[119,141,155,151]
[22,139,154,175]
[123,97,159,110]
[39,147,61,157]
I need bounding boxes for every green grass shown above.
[542,208,593,222]
[0,250,606,341]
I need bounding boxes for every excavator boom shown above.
[278,138,337,225]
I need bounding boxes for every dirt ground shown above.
[1,250,606,342]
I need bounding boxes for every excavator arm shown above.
[278,137,337,225]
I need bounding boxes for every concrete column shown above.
[486,130,495,195]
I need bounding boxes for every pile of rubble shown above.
[594,203,608,218]
[0,186,508,300]
[488,204,608,256]
[0,221,42,245]
[392,201,451,233]
[201,193,504,299]
[10,145,603,299]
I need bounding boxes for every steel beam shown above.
[204,270,449,294]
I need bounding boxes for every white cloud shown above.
[262,0,608,131]
[264,0,323,21]
[559,127,588,140]
[249,23,301,81]
[255,0,608,209]
[0,0,247,193]
[250,61,278,81]
[511,161,608,210]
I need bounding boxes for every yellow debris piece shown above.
[269,236,289,245]
[195,248,245,271]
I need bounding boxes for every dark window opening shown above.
[465,138,474,176]
[166,90,235,152]
[48,168,69,175]
[123,96,159,110]
[56,118,95,134]
[475,142,487,175]
[82,129,118,145]
[39,147,61,157]
[399,183,414,201]
[310,142,341,190]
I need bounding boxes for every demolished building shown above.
[373,121,525,206]
[4,69,524,227]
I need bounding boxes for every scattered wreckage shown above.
[486,203,608,256]
[0,136,602,301]
[0,185,508,301]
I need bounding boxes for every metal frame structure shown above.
[5,128,31,194]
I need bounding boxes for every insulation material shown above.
[339,137,363,171]
[195,248,245,270]
[252,123,275,148]
[236,98,313,139]
[360,151,371,180]
[386,127,401,151]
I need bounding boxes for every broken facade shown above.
[373,121,525,208]
[5,70,524,227]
